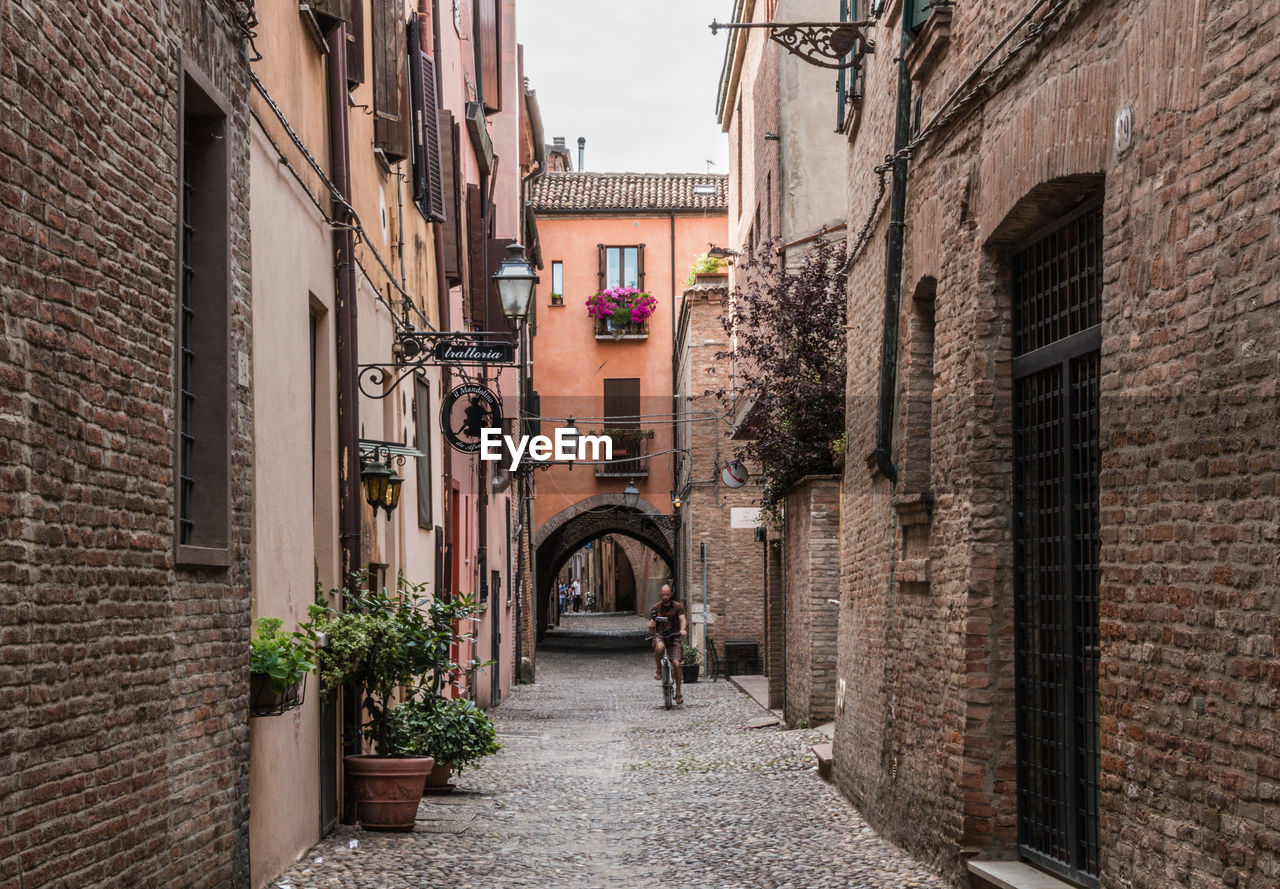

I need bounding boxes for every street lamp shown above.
[360,454,403,518]
[670,489,682,510]
[623,480,640,510]
[493,242,538,326]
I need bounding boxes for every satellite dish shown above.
[721,461,749,488]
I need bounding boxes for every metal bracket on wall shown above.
[357,331,516,399]
[708,19,875,70]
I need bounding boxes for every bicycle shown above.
[649,616,680,709]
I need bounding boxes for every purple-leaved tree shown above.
[716,238,847,517]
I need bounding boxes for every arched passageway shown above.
[533,496,675,641]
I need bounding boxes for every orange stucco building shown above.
[527,172,728,630]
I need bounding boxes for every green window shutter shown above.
[908,0,934,32]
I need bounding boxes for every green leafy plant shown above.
[303,576,486,756]
[682,643,702,666]
[385,695,501,771]
[250,617,315,693]
[684,253,728,287]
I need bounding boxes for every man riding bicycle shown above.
[648,583,687,705]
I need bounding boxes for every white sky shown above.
[516,0,735,175]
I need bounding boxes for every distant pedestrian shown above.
[574,588,583,612]
[557,583,567,615]
[571,579,581,613]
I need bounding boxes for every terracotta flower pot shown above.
[422,761,455,795]
[343,754,434,831]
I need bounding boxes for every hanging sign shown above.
[722,460,749,488]
[441,384,502,453]
[431,340,515,364]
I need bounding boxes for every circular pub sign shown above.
[721,460,749,489]
[441,384,502,453]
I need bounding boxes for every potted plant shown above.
[303,578,484,831]
[681,642,702,684]
[586,286,658,335]
[249,617,314,716]
[684,253,729,287]
[386,695,501,794]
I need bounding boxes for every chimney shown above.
[553,136,566,150]
[577,136,585,172]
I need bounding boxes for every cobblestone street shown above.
[274,616,949,889]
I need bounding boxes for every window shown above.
[906,0,933,32]
[600,379,648,478]
[735,98,743,215]
[474,0,500,112]
[551,261,563,300]
[372,0,409,162]
[176,70,231,566]
[903,277,936,494]
[837,0,864,132]
[1012,202,1102,886]
[597,245,644,291]
[408,16,445,222]
[415,378,433,529]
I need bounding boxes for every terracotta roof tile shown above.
[529,172,728,213]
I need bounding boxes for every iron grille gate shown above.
[1012,201,1103,887]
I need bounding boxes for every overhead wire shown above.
[248,70,436,332]
[844,0,1083,273]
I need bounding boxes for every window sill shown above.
[892,491,934,527]
[967,861,1080,889]
[595,333,648,341]
[176,544,232,569]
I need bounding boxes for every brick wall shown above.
[783,476,840,724]
[0,3,252,887]
[676,283,768,662]
[834,0,1280,885]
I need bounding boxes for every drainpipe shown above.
[326,20,361,827]
[327,23,361,588]
[669,210,677,520]
[873,27,912,485]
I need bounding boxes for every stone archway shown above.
[534,495,675,639]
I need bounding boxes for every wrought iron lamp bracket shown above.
[357,441,408,471]
[709,19,875,70]
[357,330,517,400]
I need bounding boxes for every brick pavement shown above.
[272,629,950,889]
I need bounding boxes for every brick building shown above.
[832,1,1280,888]
[714,0,852,712]
[0,2,254,887]
[673,280,769,664]
[528,172,727,634]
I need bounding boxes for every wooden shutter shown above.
[476,0,500,112]
[346,0,364,86]
[908,0,932,31]
[467,184,486,325]
[486,237,515,336]
[407,20,428,202]
[597,244,606,291]
[372,0,409,161]
[637,244,645,292]
[408,21,446,222]
[439,109,461,284]
[603,378,641,429]
[419,55,445,220]
[415,378,433,529]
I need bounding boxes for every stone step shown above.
[812,742,833,781]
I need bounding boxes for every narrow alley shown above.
[273,615,947,889]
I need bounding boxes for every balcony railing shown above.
[595,429,651,477]
[594,317,649,339]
